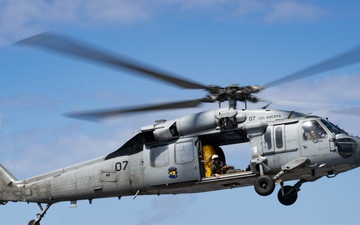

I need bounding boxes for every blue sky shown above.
[2,0,360,224]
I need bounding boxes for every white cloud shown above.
[0,93,58,110]
[0,0,327,45]
[258,73,360,134]
[261,73,360,104]
[264,0,325,23]
[0,125,127,178]
[0,0,153,45]
[172,0,325,22]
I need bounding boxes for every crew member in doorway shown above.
[210,154,240,178]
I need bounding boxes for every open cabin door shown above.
[144,137,201,187]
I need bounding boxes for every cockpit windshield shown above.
[320,118,347,135]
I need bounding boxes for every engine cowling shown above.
[141,109,247,141]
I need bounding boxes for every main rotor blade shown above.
[15,32,208,90]
[65,98,206,121]
[265,45,360,88]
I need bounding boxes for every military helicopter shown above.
[2,32,360,225]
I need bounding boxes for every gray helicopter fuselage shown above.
[1,108,360,205]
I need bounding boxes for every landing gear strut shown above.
[253,163,275,196]
[28,203,52,225]
[277,179,305,206]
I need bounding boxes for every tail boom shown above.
[0,164,22,204]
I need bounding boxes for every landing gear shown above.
[277,179,305,206]
[254,175,275,196]
[278,185,297,205]
[28,203,52,225]
[28,220,38,225]
[253,158,308,204]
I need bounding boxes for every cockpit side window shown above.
[302,120,327,141]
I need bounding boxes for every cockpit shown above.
[316,117,357,159]
[319,118,348,135]
[301,117,357,159]
[302,120,328,141]
[301,117,348,141]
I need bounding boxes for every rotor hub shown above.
[206,84,263,105]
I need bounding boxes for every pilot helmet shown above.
[212,154,219,160]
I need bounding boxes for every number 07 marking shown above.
[115,161,128,171]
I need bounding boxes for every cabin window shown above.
[275,127,283,149]
[302,120,327,141]
[264,128,272,150]
[150,145,169,167]
[175,142,194,164]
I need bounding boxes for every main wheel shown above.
[254,175,275,196]
[278,185,298,206]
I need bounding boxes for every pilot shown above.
[302,120,327,141]
[210,154,237,178]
